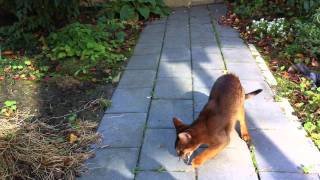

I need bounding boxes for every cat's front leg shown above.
[191,136,230,169]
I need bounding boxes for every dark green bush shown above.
[0,0,81,30]
[294,20,320,60]
[43,20,129,78]
[98,0,170,20]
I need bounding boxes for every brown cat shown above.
[173,74,262,168]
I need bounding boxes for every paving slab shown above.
[197,146,258,180]
[192,52,225,70]
[245,102,292,130]
[138,129,193,171]
[154,77,192,99]
[214,24,240,38]
[193,87,210,112]
[143,24,166,34]
[118,70,156,88]
[222,48,256,63]
[240,80,274,102]
[226,63,265,81]
[259,172,319,180]
[80,148,139,180]
[148,99,193,128]
[138,32,164,44]
[98,113,146,147]
[158,61,191,78]
[192,45,220,54]
[134,43,162,55]
[161,48,191,61]
[219,37,247,49]
[106,88,152,113]
[208,4,227,19]
[192,69,224,89]
[126,54,160,70]
[136,171,195,180]
[250,129,320,174]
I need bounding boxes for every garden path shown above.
[80,4,320,180]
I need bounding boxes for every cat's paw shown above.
[242,133,251,143]
[191,157,203,169]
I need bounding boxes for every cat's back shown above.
[209,74,244,109]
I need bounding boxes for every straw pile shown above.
[0,114,101,180]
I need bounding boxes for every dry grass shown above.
[0,111,101,180]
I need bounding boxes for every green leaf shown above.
[4,100,16,107]
[57,52,67,59]
[137,6,150,19]
[24,60,31,65]
[120,4,136,20]
[116,31,126,42]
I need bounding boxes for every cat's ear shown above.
[173,117,188,131]
[178,132,192,143]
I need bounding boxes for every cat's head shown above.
[172,117,198,164]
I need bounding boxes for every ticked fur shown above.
[173,74,262,168]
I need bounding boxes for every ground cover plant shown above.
[0,0,169,179]
[220,0,320,149]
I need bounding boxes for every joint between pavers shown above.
[133,15,169,180]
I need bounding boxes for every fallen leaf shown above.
[69,133,78,144]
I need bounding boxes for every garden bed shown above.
[221,0,320,149]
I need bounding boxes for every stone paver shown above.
[126,54,160,70]
[136,171,195,180]
[98,113,146,147]
[106,88,152,113]
[250,129,320,174]
[154,78,192,99]
[197,147,258,180]
[82,4,320,180]
[118,70,156,88]
[158,61,191,78]
[79,148,139,180]
[148,99,193,128]
[161,48,191,61]
[259,172,320,180]
[138,129,193,171]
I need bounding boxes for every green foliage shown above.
[276,75,320,149]
[286,0,320,14]
[233,0,265,18]
[0,0,81,30]
[0,100,17,115]
[98,0,170,20]
[294,20,320,59]
[0,56,47,80]
[43,20,128,79]
[0,22,39,51]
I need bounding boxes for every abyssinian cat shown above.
[173,74,262,168]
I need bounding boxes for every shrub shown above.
[0,0,81,30]
[98,0,170,20]
[43,20,130,79]
[294,20,320,60]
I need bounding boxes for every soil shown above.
[0,78,115,125]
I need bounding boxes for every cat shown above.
[173,73,262,169]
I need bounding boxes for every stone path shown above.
[80,4,320,180]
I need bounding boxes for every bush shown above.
[43,20,131,79]
[294,20,320,60]
[98,0,170,20]
[0,0,81,30]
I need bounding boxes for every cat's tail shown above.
[245,89,263,99]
